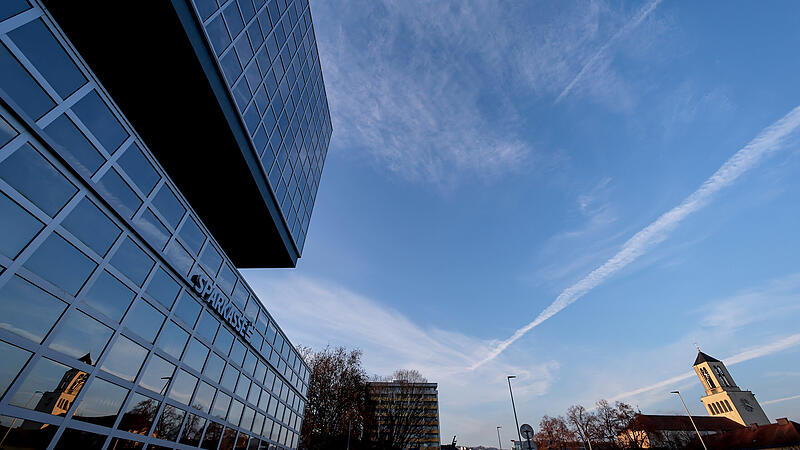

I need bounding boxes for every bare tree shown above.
[566,404,598,449]
[534,415,576,450]
[369,369,436,450]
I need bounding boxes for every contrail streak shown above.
[555,0,662,104]
[763,394,800,406]
[471,105,800,370]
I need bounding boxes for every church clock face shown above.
[740,398,754,412]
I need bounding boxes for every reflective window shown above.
[9,357,84,416]
[47,309,113,365]
[243,351,257,376]
[0,191,43,259]
[0,414,58,449]
[204,351,225,383]
[230,339,246,366]
[146,267,180,309]
[8,19,86,98]
[110,237,153,286]
[54,428,106,450]
[152,404,185,441]
[168,369,198,405]
[221,364,239,392]
[124,300,165,343]
[44,114,105,176]
[24,232,96,295]
[0,1,32,22]
[152,185,185,228]
[235,376,250,399]
[193,0,218,21]
[164,239,193,276]
[97,168,141,218]
[228,399,244,426]
[174,292,201,327]
[100,335,147,382]
[0,144,76,216]
[214,326,234,354]
[0,340,31,397]
[192,381,216,413]
[181,413,208,446]
[254,361,266,384]
[72,376,128,427]
[183,338,209,373]
[72,90,129,153]
[81,270,135,322]
[107,437,145,449]
[200,244,223,275]
[202,421,224,450]
[156,320,189,359]
[135,208,169,250]
[61,197,120,257]
[139,355,175,395]
[212,391,231,420]
[218,264,236,294]
[241,406,255,433]
[196,310,220,343]
[117,143,159,195]
[0,275,66,343]
[247,382,260,405]
[0,43,55,119]
[235,431,250,449]
[206,15,231,55]
[0,115,16,147]
[178,217,205,255]
[118,392,160,435]
[257,389,269,411]
[252,413,265,436]
[221,427,237,449]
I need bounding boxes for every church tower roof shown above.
[694,351,720,366]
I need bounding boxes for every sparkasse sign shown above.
[191,273,255,341]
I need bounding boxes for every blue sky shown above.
[244,0,800,445]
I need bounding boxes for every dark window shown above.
[81,270,134,322]
[117,143,159,195]
[220,427,237,449]
[110,237,154,286]
[0,1,32,21]
[180,413,207,446]
[100,335,147,382]
[193,381,216,413]
[47,309,113,365]
[0,115,17,147]
[212,391,232,420]
[0,43,55,119]
[0,144,76,216]
[43,114,104,175]
[174,292,202,327]
[71,90,129,153]
[220,49,243,82]
[72,377,129,427]
[53,428,106,450]
[205,15,231,56]
[179,217,205,255]
[61,197,120,257]
[24,232,96,295]
[223,3,245,38]
[97,168,141,218]
[202,421,224,450]
[0,340,32,398]
[135,208,169,250]
[0,191,43,259]
[0,414,58,448]
[118,392,160,435]
[168,369,199,405]
[153,403,186,441]
[214,326,234,354]
[8,19,86,98]
[8,357,80,416]
[146,267,180,309]
[152,185,185,228]
[139,355,175,395]
[107,437,144,449]
[124,300,165,343]
[156,320,189,359]
[196,310,220,343]
[204,351,225,383]
[0,275,66,343]
[183,338,209,373]
[193,0,218,20]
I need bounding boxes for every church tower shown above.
[693,350,769,426]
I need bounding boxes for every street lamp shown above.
[497,426,503,450]
[670,390,708,450]
[507,376,522,445]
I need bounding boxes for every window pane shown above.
[124,300,165,343]
[0,43,55,119]
[156,320,189,359]
[152,404,186,441]
[214,326,234,354]
[168,369,198,405]
[97,168,140,218]
[254,362,266,384]
[24,232,96,295]
[192,381,215,413]
[135,208,169,250]
[54,428,106,450]
[230,339,246,366]
[241,406,255,432]
[218,264,236,295]
[196,310,220,343]
[201,421,224,450]
[199,244,222,275]
[0,275,66,343]
[0,340,31,398]
[228,399,244,426]
[100,335,147,382]
[243,352,257,376]
[221,364,239,392]
[107,437,145,449]
[152,185,185,228]
[8,19,86,98]
[212,391,231,421]
[180,413,207,446]
[183,338,209,373]
[61,197,120,257]
[178,217,205,255]
[146,267,180,310]
[0,191,43,259]
[235,376,250,399]
[164,239,193,276]
[47,309,113,365]
[9,357,84,417]
[117,143,159,195]
[81,270,134,322]
[118,392,160,435]
[220,427,238,450]
[110,237,153,286]
[72,377,128,427]
[139,355,175,395]
[72,90,129,153]
[0,414,58,449]
[43,114,104,175]
[173,292,201,328]
[247,382,260,405]
[204,352,225,383]
[0,144,76,216]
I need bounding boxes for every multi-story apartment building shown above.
[367,381,441,450]
[0,0,331,448]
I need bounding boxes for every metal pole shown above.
[671,391,708,450]
[497,426,503,450]
[507,376,523,445]
[0,390,42,448]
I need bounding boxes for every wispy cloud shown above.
[763,394,800,406]
[555,0,663,104]
[473,104,800,369]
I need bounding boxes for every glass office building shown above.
[0,0,331,448]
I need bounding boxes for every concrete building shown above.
[367,381,441,450]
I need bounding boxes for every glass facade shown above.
[0,0,323,448]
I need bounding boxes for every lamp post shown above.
[497,426,503,450]
[507,376,522,445]
[670,390,708,450]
